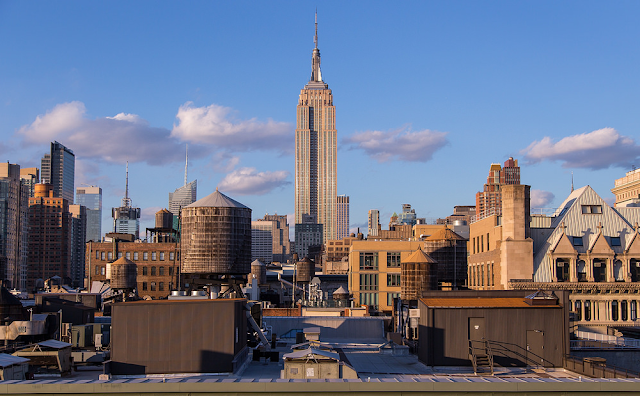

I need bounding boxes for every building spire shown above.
[314,9,318,49]
[571,171,574,193]
[310,10,322,82]
[122,161,131,208]
[184,144,188,187]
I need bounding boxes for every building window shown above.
[142,282,147,291]
[159,282,164,291]
[486,233,490,251]
[95,266,100,275]
[117,252,122,258]
[150,282,156,291]
[577,260,587,282]
[359,292,378,309]
[621,300,628,321]
[614,260,624,281]
[581,205,602,214]
[610,237,621,246]
[95,251,99,259]
[612,300,619,321]
[101,252,106,260]
[169,267,173,276]
[387,252,401,268]
[152,252,157,261]
[151,266,156,276]
[143,267,148,276]
[360,273,378,291]
[126,252,131,260]
[387,292,400,306]
[593,259,606,282]
[101,267,105,275]
[159,252,165,261]
[359,252,378,270]
[107,252,113,260]
[169,252,175,261]
[573,236,583,246]
[556,259,570,282]
[134,252,139,261]
[584,300,591,321]
[631,301,637,321]
[574,300,582,321]
[143,252,148,261]
[159,267,164,276]
[387,273,401,287]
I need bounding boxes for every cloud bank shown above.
[17,101,189,165]
[171,102,293,155]
[521,128,640,170]
[217,167,290,195]
[530,189,555,208]
[343,126,448,162]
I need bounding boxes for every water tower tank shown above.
[296,257,314,283]
[250,259,267,285]
[110,257,137,289]
[401,248,437,300]
[156,209,174,229]
[180,189,252,275]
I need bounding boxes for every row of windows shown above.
[469,262,494,288]
[359,252,402,270]
[572,236,621,247]
[95,251,176,261]
[94,265,175,277]
[472,233,490,254]
[359,292,401,309]
[141,281,171,292]
[574,300,638,322]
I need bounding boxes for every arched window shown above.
[574,300,582,321]
[612,300,619,321]
[621,300,628,321]
[577,260,587,282]
[614,260,624,282]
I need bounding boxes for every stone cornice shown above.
[509,281,640,293]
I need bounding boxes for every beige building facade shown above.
[611,168,640,207]
[348,240,423,313]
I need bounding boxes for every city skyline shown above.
[2,2,640,236]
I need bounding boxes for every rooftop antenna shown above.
[184,144,188,187]
[314,9,318,49]
[122,161,132,208]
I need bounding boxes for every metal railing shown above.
[574,330,640,349]
[564,354,640,379]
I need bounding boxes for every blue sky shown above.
[2,1,640,236]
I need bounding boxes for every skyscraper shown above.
[76,186,102,242]
[169,146,197,215]
[336,195,349,240]
[0,163,29,290]
[112,163,141,239]
[368,209,380,237]
[295,13,337,245]
[475,157,520,220]
[27,183,72,291]
[41,141,75,203]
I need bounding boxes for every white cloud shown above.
[17,101,192,166]
[211,151,240,173]
[171,102,293,154]
[343,126,448,162]
[218,167,290,195]
[521,128,640,170]
[530,189,555,208]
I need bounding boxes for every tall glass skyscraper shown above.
[168,146,197,215]
[41,141,75,203]
[295,13,337,244]
[76,186,102,242]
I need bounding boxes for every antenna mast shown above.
[122,161,132,207]
[184,144,188,186]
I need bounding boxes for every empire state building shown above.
[295,14,337,244]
